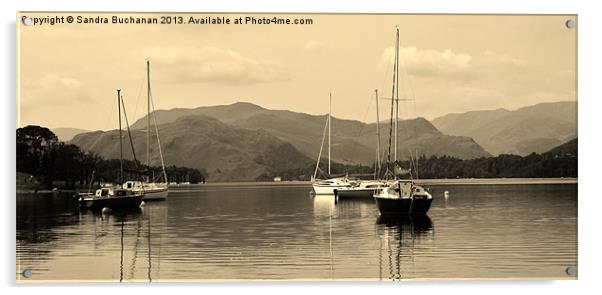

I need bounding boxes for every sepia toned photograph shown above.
[16,12,577,282]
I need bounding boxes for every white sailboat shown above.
[124,60,169,201]
[311,93,352,195]
[335,89,387,199]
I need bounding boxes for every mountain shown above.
[432,101,577,156]
[546,137,577,156]
[52,128,90,142]
[130,102,491,165]
[70,115,313,181]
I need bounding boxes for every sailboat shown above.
[123,60,169,201]
[335,89,388,199]
[373,26,433,215]
[311,93,352,195]
[79,90,144,210]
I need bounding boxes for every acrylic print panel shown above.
[16,12,577,282]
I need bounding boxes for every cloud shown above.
[381,46,526,79]
[20,75,93,111]
[304,40,322,51]
[142,46,291,84]
[377,46,569,119]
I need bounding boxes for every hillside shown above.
[546,137,577,156]
[52,127,90,142]
[432,101,577,155]
[131,102,491,164]
[70,115,313,181]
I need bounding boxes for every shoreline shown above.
[16,177,577,194]
[413,177,577,185]
[194,178,577,186]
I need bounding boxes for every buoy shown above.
[101,207,112,214]
[140,201,145,207]
[444,191,450,198]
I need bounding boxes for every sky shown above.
[17,13,577,131]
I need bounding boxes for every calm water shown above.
[16,183,577,281]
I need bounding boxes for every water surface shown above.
[16,182,577,281]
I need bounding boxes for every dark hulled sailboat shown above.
[78,89,144,210]
[373,26,433,216]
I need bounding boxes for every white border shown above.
[2,1,601,294]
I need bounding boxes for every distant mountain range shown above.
[70,115,313,182]
[67,100,575,181]
[52,128,90,142]
[432,101,577,156]
[130,102,490,163]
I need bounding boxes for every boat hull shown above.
[312,184,351,195]
[142,188,168,201]
[374,196,433,215]
[80,195,143,210]
[335,188,375,199]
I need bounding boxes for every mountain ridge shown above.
[71,115,314,181]
[129,101,491,164]
[432,101,576,155]
[52,127,91,142]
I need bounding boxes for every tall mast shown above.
[117,89,123,184]
[312,114,329,181]
[146,59,151,172]
[147,59,168,184]
[394,26,400,162]
[328,92,332,176]
[375,89,381,177]
[120,93,141,171]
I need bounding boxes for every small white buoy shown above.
[140,201,145,207]
[101,207,112,214]
[444,191,450,199]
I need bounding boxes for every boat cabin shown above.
[94,188,131,198]
[389,180,413,198]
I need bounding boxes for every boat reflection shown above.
[376,214,433,233]
[333,197,375,219]
[376,214,434,281]
[83,203,167,282]
[311,194,336,215]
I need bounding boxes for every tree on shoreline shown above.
[17,125,207,188]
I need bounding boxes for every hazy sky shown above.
[18,13,576,130]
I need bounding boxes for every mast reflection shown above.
[376,214,433,281]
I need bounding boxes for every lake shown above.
[16,181,577,281]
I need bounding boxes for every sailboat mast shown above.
[147,59,169,184]
[312,115,329,181]
[394,26,400,162]
[120,94,141,171]
[375,89,381,176]
[118,89,123,184]
[328,92,332,176]
[146,60,151,172]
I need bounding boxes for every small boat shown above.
[138,60,169,201]
[78,89,145,211]
[78,187,143,210]
[123,180,168,200]
[335,180,387,199]
[373,180,432,215]
[312,177,353,195]
[310,93,352,195]
[373,27,434,216]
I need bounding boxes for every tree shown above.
[16,125,58,174]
